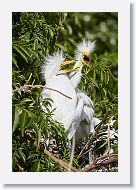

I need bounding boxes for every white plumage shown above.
[68,40,100,141]
[41,51,80,139]
[41,40,100,142]
[75,40,95,61]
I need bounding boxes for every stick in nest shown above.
[76,110,110,160]
[25,133,81,172]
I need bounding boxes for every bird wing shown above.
[90,117,101,133]
[76,88,94,108]
[82,105,94,123]
[76,88,94,123]
[74,88,97,141]
[67,96,84,140]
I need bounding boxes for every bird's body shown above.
[40,42,101,171]
[41,40,100,141]
[67,40,100,141]
[68,87,100,141]
[74,88,94,141]
[41,51,81,139]
[42,74,77,130]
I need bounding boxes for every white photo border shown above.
[0,0,130,184]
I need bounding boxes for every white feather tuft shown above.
[41,50,65,81]
[75,40,95,60]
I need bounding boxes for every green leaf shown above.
[19,45,31,58]
[20,110,28,137]
[55,43,66,51]
[90,78,99,89]
[12,54,18,68]
[36,161,41,172]
[12,156,17,169]
[20,98,32,105]
[13,45,29,63]
[13,106,22,133]
[18,148,26,164]
[49,29,54,39]
[30,160,41,172]
[27,154,39,160]
[34,124,41,147]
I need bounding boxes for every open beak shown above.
[58,60,78,75]
[57,68,79,75]
[83,54,91,65]
[61,60,76,66]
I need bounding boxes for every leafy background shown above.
[12,12,118,172]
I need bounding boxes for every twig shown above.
[32,79,35,85]
[107,119,111,154]
[12,84,72,99]
[44,149,80,172]
[82,157,118,172]
[25,133,81,172]
[44,86,72,99]
[94,153,117,161]
[12,84,43,94]
[76,110,110,160]
[25,73,33,84]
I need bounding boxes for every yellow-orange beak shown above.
[58,68,79,75]
[59,60,78,74]
[61,60,76,66]
[82,52,91,65]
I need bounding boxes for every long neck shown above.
[69,61,82,88]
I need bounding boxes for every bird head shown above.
[41,50,79,80]
[75,40,95,67]
[81,51,91,65]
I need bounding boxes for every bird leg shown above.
[67,133,76,172]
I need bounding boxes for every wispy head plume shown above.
[75,40,95,60]
[41,50,65,81]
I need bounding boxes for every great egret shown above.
[40,43,100,171]
[40,50,85,171]
[41,51,83,140]
[66,40,101,141]
[41,41,100,141]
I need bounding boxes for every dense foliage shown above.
[12,12,118,172]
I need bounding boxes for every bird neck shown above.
[69,60,83,88]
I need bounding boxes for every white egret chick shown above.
[67,40,100,141]
[41,50,80,140]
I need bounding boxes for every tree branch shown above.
[82,153,118,172]
[76,110,110,160]
[12,84,72,99]
[25,133,81,172]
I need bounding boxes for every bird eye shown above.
[83,55,90,63]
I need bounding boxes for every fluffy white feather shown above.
[41,50,79,140]
[41,50,65,82]
[75,40,95,60]
[69,40,95,88]
[68,40,100,141]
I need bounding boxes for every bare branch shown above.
[12,84,72,99]
[25,73,33,84]
[25,133,81,172]
[82,153,118,172]
[44,86,72,99]
[107,119,111,154]
[76,110,110,160]
[44,149,80,172]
